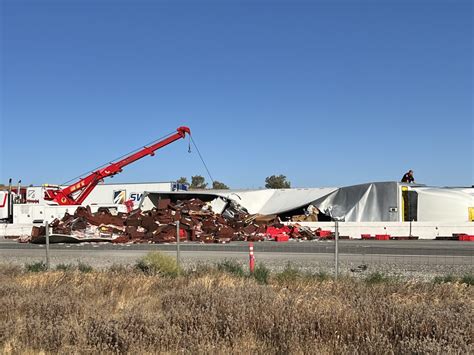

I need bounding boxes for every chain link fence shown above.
[0,220,472,281]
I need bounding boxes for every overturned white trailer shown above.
[140,182,474,223]
[311,182,474,223]
[140,187,337,216]
[139,182,474,240]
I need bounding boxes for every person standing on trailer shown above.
[401,170,415,183]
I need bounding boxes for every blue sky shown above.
[1,0,472,188]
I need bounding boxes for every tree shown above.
[190,175,208,189]
[176,177,189,185]
[212,181,229,189]
[265,175,291,189]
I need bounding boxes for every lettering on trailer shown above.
[113,190,126,204]
[172,182,189,191]
[129,193,143,204]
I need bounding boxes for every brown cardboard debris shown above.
[29,198,320,244]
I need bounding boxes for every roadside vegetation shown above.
[0,254,472,353]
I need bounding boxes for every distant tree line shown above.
[177,176,229,190]
[176,174,291,190]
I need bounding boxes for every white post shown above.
[45,220,50,270]
[176,221,180,274]
[334,220,339,279]
[17,180,21,203]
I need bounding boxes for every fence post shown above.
[334,220,339,280]
[176,221,181,274]
[45,220,50,270]
[249,242,255,273]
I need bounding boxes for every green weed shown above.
[253,263,270,284]
[216,259,245,277]
[25,261,47,272]
[136,252,181,277]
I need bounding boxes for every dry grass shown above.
[0,264,472,354]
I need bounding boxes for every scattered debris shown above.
[350,264,368,273]
[292,204,319,222]
[28,198,326,244]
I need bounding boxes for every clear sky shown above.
[1,0,472,188]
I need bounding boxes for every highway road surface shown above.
[1,239,472,280]
[0,239,474,278]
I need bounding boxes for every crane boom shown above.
[44,126,191,205]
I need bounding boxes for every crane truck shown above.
[0,126,191,225]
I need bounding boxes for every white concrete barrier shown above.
[0,223,35,239]
[2,221,473,240]
[286,221,474,240]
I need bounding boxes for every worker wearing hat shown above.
[401,170,415,183]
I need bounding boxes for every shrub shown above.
[275,263,302,283]
[253,263,270,284]
[55,263,76,271]
[216,259,245,277]
[434,274,474,285]
[136,252,181,277]
[25,261,48,272]
[77,262,93,273]
[365,272,389,284]
[433,274,457,284]
[460,274,474,286]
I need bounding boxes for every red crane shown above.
[44,126,191,205]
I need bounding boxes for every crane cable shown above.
[189,135,215,185]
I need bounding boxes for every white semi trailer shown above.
[0,181,187,224]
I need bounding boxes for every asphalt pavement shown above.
[0,239,472,280]
[1,239,473,256]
